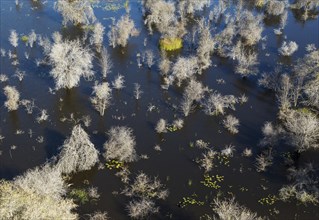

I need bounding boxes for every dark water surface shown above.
[0,0,319,219]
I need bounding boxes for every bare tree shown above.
[27,30,37,48]
[3,86,20,111]
[133,83,143,100]
[282,110,319,152]
[202,91,237,115]
[91,82,112,116]
[212,197,265,220]
[57,124,99,174]
[48,33,94,89]
[9,30,19,48]
[155,118,167,133]
[112,74,125,90]
[265,0,285,16]
[108,15,139,48]
[180,79,206,116]
[126,198,159,219]
[169,56,198,86]
[104,126,137,162]
[90,22,105,52]
[223,115,239,134]
[100,47,112,78]
[279,41,299,56]
[54,0,96,26]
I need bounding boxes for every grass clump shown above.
[159,38,182,51]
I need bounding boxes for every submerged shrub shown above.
[3,86,20,111]
[278,41,298,56]
[57,124,99,174]
[54,0,96,26]
[90,22,105,52]
[48,33,94,89]
[112,74,125,90]
[104,126,137,162]
[108,15,139,48]
[91,82,112,116]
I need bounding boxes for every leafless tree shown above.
[108,15,139,48]
[54,0,96,26]
[279,41,299,56]
[3,86,20,111]
[112,74,125,90]
[169,56,198,86]
[223,115,239,134]
[133,83,143,100]
[104,126,137,162]
[202,91,237,115]
[57,124,99,174]
[100,47,112,78]
[9,30,19,48]
[48,33,94,89]
[91,82,112,116]
[155,118,167,133]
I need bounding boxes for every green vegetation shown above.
[159,38,182,51]
[69,188,89,204]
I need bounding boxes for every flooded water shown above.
[0,0,318,219]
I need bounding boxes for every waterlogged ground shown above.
[0,0,319,219]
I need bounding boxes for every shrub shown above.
[108,15,139,48]
[158,52,171,75]
[57,124,99,174]
[3,86,20,111]
[104,126,137,162]
[198,150,217,172]
[91,82,112,116]
[212,197,264,220]
[278,41,298,56]
[9,30,18,48]
[54,0,96,26]
[223,115,239,134]
[48,33,94,89]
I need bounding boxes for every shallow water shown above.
[0,0,319,219]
